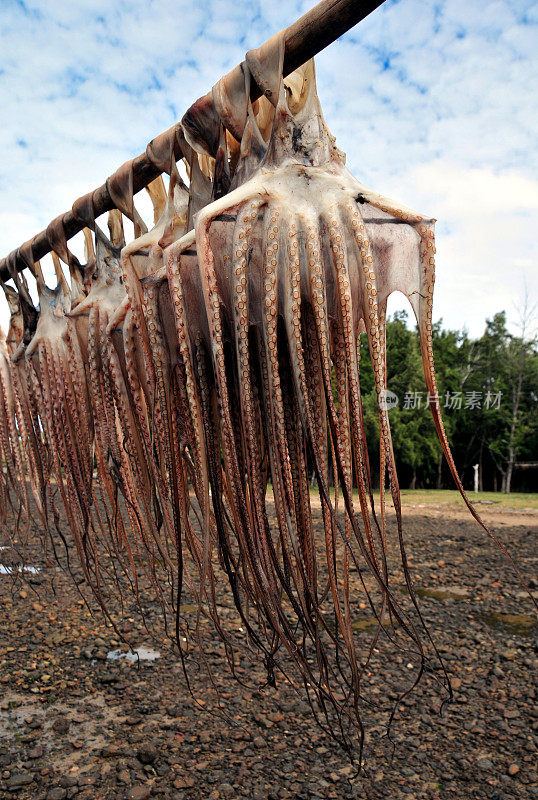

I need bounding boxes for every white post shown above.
[473,463,479,493]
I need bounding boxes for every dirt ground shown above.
[0,498,537,800]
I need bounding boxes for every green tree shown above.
[357,306,538,492]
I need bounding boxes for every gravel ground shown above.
[0,498,536,800]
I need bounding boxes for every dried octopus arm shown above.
[167,216,298,667]
[71,224,169,593]
[0,334,9,522]
[9,347,46,520]
[164,233,212,531]
[136,180,230,599]
[115,159,218,628]
[0,335,28,517]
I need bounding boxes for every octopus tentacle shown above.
[231,199,275,581]
[198,211,314,674]
[281,212,363,706]
[165,259,208,511]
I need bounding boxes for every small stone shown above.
[136,743,157,765]
[253,736,265,749]
[218,784,235,799]
[8,772,34,789]
[508,763,520,776]
[77,776,96,787]
[52,718,70,734]
[29,745,44,759]
[126,786,151,800]
[174,777,194,789]
[47,789,67,800]
[94,650,107,661]
[477,757,494,771]
[101,744,122,758]
[60,776,78,788]
[501,649,517,661]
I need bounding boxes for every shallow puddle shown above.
[480,612,537,636]
[400,585,469,600]
[106,647,161,663]
[0,564,40,575]
[351,618,383,631]
[415,586,469,600]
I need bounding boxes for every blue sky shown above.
[0,0,537,337]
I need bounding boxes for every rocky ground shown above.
[0,498,537,800]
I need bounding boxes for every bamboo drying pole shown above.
[0,0,385,281]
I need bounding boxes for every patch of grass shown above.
[398,489,538,511]
[304,485,538,511]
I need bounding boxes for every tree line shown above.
[358,308,538,493]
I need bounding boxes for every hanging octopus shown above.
[0,325,17,524]
[160,39,537,754]
[116,148,217,643]
[0,33,533,764]
[0,259,40,534]
[20,232,100,574]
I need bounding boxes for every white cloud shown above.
[0,0,536,337]
[384,162,538,335]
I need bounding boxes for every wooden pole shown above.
[0,0,385,281]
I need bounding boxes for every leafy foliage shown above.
[359,309,538,492]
